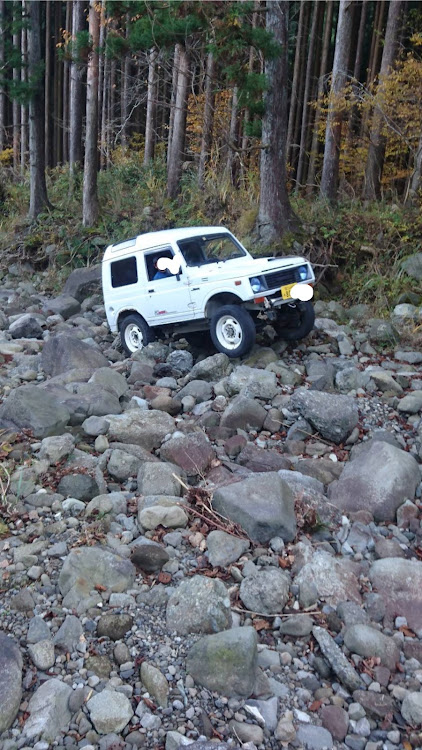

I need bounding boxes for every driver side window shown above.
[145,247,178,282]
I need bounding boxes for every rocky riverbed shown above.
[0,267,422,750]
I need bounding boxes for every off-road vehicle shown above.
[102,226,315,358]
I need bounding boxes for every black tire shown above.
[276,301,315,341]
[210,305,256,358]
[119,313,155,357]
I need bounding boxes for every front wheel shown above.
[275,301,315,341]
[119,313,155,356]
[210,305,256,358]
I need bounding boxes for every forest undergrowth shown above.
[0,153,421,315]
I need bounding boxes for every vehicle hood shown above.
[186,255,309,281]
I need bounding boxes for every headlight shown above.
[250,277,263,293]
[298,265,308,281]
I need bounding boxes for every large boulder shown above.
[343,624,400,671]
[186,627,257,697]
[63,265,102,301]
[137,461,182,496]
[239,568,290,615]
[43,295,81,320]
[23,678,72,741]
[9,313,44,339]
[58,547,136,606]
[166,575,231,634]
[0,632,22,733]
[186,353,232,382]
[212,472,296,543]
[294,550,362,606]
[369,558,422,633]
[87,690,133,734]
[41,334,108,377]
[160,431,216,475]
[0,385,70,438]
[104,409,175,450]
[328,441,419,521]
[220,395,267,432]
[401,252,422,281]
[289,389,359,444]
[226,366,278,400]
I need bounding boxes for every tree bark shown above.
[286,0,306,166]
[121,12,130,148]
[406,132,422,203]
[20,0,27,174]
[53,1,63,166]
[69,0,85,179]
[363,0,402,200]
[62,0,71,163]
[307,0,334,190]
[226,85,239,185]
[144,46,158,164]
[166,44,189,200]
[82,0,99,227]
[44,0,51,167]
[258,0,297,243]
[167,43,181,165]
[198,51,215,188]
[296,0,320,189]
[320,0,353,202]
[28,0,49,218]
[100,7,108,169]
[12,2,20,173]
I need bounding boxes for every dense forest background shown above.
[0,0,421,308]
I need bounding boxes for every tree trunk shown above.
[167,43,181,165]
[108,57,116,154]
[28,0,49,218]
[20,0,27,174]
[121,12,130,148]
[100,9,108,169]
[258,1,297,243]
[296,0,320,189]
[406,132,422,204]
[198,51,215,188]
[144,46,158,164]
[82,0,99,226]
[12,3,20,173]
[166,44,189,200]
[353,0,368,82]
[44,0,51,167]
[69,0,85,179]
[0,0,5,152]
[53,1,63,166]
[363,0,402,200]
[62,0,71,163]
[367,0,386,86]
[240,1,258,183]
[307,0,334,190]
[226,86,239,185]
[286,0,306,165]
[319,0,353,202]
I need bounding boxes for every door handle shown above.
[148,289,155,293]
[192,287,200,291]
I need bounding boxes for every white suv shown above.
[102,226,315,358]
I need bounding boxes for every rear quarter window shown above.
[111,257,138,288]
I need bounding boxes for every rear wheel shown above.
[275,301,315,341]
[119,313,155,356]
[210,305,256,358]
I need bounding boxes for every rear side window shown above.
[111,257,138,288]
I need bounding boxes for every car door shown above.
[142,246,193,324]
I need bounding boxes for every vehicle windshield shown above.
[178,234,246,266]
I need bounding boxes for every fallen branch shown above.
[232,605,325,619]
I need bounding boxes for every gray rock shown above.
[82,415,110,436]
[212,472,296,543]
[107,449,144,482]
[137,461,183,495]
[206,530,249,567]
[175,380,213,404]
[397,390,422,414]
[277,468,324,495]
[166,350,193,375]
[369,558,422,632]
[226,366,278,400]
[87,690,134,734]
[0,632,22,732]
[245,696,278,731]
[43,294,81,319]
[27,616,50,644]
[367,319,399,344]
[177,744,238,750]
[186,353,231,382]
[53,615,83,652]
[295,550,361,606]
[160,432,215,475]
[395,350,422,364]
[39,433,75,464]
[328,441,419,521]
[138,503,188,530]
[401,253,422,281]
[344,624,400,671]
[105,409,175,450]
[401,692,422,726]
[10,588,35,612]
[58,546,136,606]
[278,614,314,636]
[140,662,169,708]
[0,385,70,438]
[89,367,128,398]
[28,639,55,670]
[290,389,359,444]
[85,492,127,518]
[312,626,362,692]
[97,614,133,640]
[186,626,257,697]
[130,538,170,572]
[57,473,99,502]
[306,359,334,391]
[167,575,231,634]
[296,724,333,750]
[337,602,369,628]
[23,678,72,741]
[63,265,101,301]
[220,395,267,431]
[239,568,290,615]
[41,334,108,377]
[9,313,43,339]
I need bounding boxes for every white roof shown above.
[103,226,232,261]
